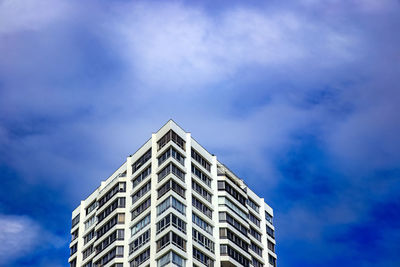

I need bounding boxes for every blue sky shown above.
[0,0,400,266]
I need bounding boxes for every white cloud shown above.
[0,214,64,264]
[109,2,358,90]
[0,0,70,34]
[299,0,397,13]
[353,0,397,12]
[0,0,395,194]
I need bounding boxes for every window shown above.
[130,248,150,267]
[118,182,126,192]
[94,246,123,267]
[157,196,186,216]
[70,258,76,267]
[171,213,186,233]
[192,213,213,234]
[192,196,212,219]
[71,214,80,228]
[96,214,123,239]
[82,261,92,267]
[97,197,126,223]
[86,201,98,215]
[118,213,125,224]
[156,231,186,252]
[247,198,260,213]
[157,213,171,234]
[252,257,264,267]
[217,181,246,206]
[85,216,96,230]
[70,243,77,256]
[158,163,185,183]
[95,229,124,254]
[98,182,126,208]
[219,245,249,267]
[193,228,215,252]
[249,227,261,242]
[156,213,186,234]
[129,229,150,254]
[191,149,211,172]
[265,211,273,225]
[217,181,224,190]
[132,148,151,174]
[116,246,124,257]
[266,225,275,239]
[218,212,248,236]
[157,130,185,151]
[157,251,185,267]
[158,179,185,199]
[82,245,93,260]
[117,229,124,239]
[172,231,186,251]
[71,229,78,241]
[269,254,277,267]
[192,165,211,188]
[131,213,150,237]
[131,197,151,218]
[132,181,151,204]
[249,212,261,228]
[219,228,248,251]
[193,247,214,267]
[218,196,247,220]
[157,233,170,251]
[84,230,95,245]
[158,146,185,166]
[250,242,263,256]
[192,179,212,203]
[268,240,275,253]
[220,244,227,254]
[132,165,151,189]
[158,252,169,267]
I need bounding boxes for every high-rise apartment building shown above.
[69,120,276,267]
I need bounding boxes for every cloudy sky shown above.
[1,0,399,266]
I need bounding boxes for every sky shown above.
[0,0,400,266]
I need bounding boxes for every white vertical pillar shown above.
[185,132,193,267]
[149,133,158,265]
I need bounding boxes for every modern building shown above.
[69,120,276,267]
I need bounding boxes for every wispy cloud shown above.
[108,1,359,90]
[0,0,71,33]
[0,214,65,264]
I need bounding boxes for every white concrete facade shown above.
[69,120,277,267]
